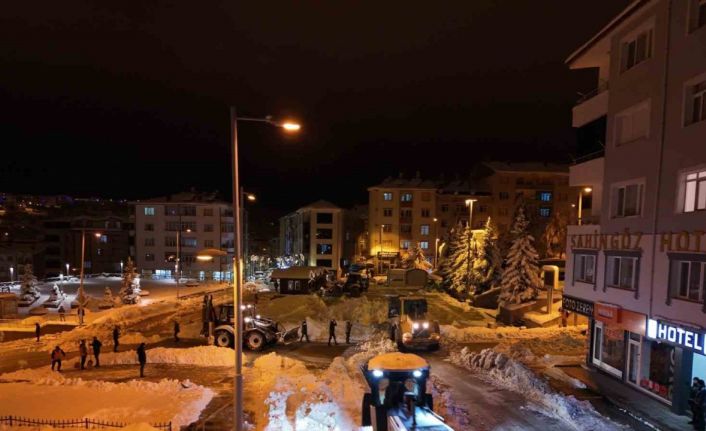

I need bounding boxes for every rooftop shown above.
[133,191,229,205]
[482,161,569,175]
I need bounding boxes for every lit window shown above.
[539,207,551,218]
[606,255,639,290]
[420,241,429,250]
[316,244,333,255]
[683,169,706,213]
[538,192,552,202]
[615,101,650,145]
[622,28,652,71]
[144,207,155,216]
[573,253,596,284]
[99,235,108,243]
[420,225,430,235]
[400,240,411,250]
[613,183,643,218]
[401,193,413,202]
[383,192,393,201]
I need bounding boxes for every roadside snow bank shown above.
[65,346,236,368]
[0,372,213,429]
[450,347,622,430]
[442,324,587,343]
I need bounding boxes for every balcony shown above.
[572,82,609,128]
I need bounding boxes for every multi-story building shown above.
[133,192,234,280]
[564,0,706,414]
[279,200,344,272]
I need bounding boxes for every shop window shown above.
[606,254,639,291]
[668,255,706,302]
[573,253,596,284]
[639,338,675,402]
[593,322,626,378]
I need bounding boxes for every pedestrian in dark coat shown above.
[695,382,706,431]
[58,305,66,322]
[112,326,120,352]
[328,319,338,346]
[136,343,147,378]
[345,320,353,344]
[173,320,180,343]
[50,346,66,371]
[690,378,703,424]
[35,322,41,342]
[79,340,88,370]
[299,320,309,342]
[91,337,102,368]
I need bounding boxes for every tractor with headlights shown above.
[388,296,441,351]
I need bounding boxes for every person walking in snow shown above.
[91,336,102,368]
[112,326,120,352]
[299,319,309,343]
[58,305,66,322]
[78,340,88,370]
[50,345,66,371]
[136,343,147,378]
[328,319,338,346]
[345,320,353,344]
[690,378,704,424]
[35,322,41,342]
[77,307,85,326]
[173,320,180,343]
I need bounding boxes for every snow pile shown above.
[442,324,587,343]
[0,373,214,429]
[450,347,622,430]
[65,346,236,368]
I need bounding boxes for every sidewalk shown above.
[563,365,693,431]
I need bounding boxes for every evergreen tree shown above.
[438,227,460,291]
[542,211,567,259]
[473,217,502,294]
[449,223,476,298]
[402,243,432,271]
[499,206,541,305]
[19,264,40,301]
[119,257,141,304]
[101,286,115,308]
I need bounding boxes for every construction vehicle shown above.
[388,296,440,351]
[204,300,299,351]
[361,352,454,431]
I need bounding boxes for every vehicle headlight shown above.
[244,317,252,323]
[412,322,420,330]
[413,370,422,378]
[256,315,261,319]
[422,322,429,329]
[372,369,384,378]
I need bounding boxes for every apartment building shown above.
[279,200,343,272]
[133,192,234,279]
[564,0,706,414]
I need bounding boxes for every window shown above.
[700,0,706,29]
[498,208,509,216]
[420,241,429,250]
[382,224,393,233]
[316,259,333,268]
[145,253,155,262]
[144,207,155,216]
[383,208,393,217]
[181,237,197,248]
[382,240,392,248]
[165,206,178,216]
[478,205,487,213]
[615,101,650,145]
[221,223,234,233]
[441,220,448,228]
[606,255,639,290]
[204,240,214,248]
[203,208,214,216]
[613,183,643,218]
[539,207,552,218]
[622,28,653,71]
[538,192,553,202]
[98,234,108,243]
[165,237,177,247]
[574,253,596,284]
[400,209,412,220]
[686,80,706,126]
[316,228,333,239]
[204,224,214,232]
[383,192,393,201]
[669,258,705,302]
[144,238,155,247]
[145,223,154,232]
[97,248,103,256]
[316,244,333,255]
[421,192,431,202]
[166,221,180,231]
[400,224,411,234]
[401,193,413,202]
[689,0,706,32]
[499,192,509,200]
[421,208,431,218]
[682,169,706,212]
[400,240,411,249]
[441,204,449,213]
[316,212,333,224]
[182,221,196,232]
[420,224,430,235]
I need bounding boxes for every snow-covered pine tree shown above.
[119,257,141,304]
[450,223,476,298]
[19,264,40,300]
[437,226,460,291]
[473,217,502,294]
[402,243,432,271]
[499,206,542,305]
[542,211,567,259]
[101,286,115,308]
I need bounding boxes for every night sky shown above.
[0,1,630,216]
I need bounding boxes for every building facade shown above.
[565,0,706,414]
[133,192,234,280]
[279,200,344,272]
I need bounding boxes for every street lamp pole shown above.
[229,107,300,430]
[433,218,439,270]
[465,199,477,289]
[78,229,101,326]
[378,224,385,275]
[9,266,13,283]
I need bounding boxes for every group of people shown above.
[298,318,355,346]
[691,378,706,430]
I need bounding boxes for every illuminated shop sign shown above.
[646,319,706,356]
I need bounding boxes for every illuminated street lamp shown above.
[77,230,102,325]
[175,227,192,299]
[229,108,300,431]
[9,266,13,283]
[433,217,439,270]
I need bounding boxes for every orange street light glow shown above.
[584,187,593,193]
[281,122,301,132]
[196,255,214,262]
[247,194,256,202]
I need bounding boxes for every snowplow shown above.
[204,300,299,351]
[361,352,454,431]
[388,296,441,351]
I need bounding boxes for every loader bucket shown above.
[280,326,301,344]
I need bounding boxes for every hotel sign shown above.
[561,295,594,317]
[647,319,706,356]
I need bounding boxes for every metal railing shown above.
[0,416,171,430]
